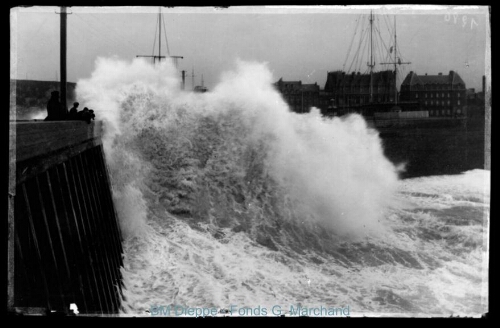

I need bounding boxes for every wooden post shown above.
[60,7,67,113]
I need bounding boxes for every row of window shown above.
[329,88,392,93]
[424,100,461,106]
[415,92,462,99]
[283,90,318,96]
[285,95,318,100]
[287,98,316,105]
[402,84,464,91]
[335,96,394,104]
[429,109,462,116]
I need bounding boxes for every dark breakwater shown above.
[371,116,487,179]
[8,121,123,315]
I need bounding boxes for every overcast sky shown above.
[10,5,490,92]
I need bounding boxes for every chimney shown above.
[425,73,427,76]
[438,72,442,76]
[181,70,186,90]
[483,75,486,96]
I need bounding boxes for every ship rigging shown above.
[330,10,415,115]
[136,7,183,68]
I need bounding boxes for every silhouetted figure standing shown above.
[45,91,67,121]
[45,91,60,120]
[69,102,79,119]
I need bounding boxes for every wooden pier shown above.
[8,121,123,315]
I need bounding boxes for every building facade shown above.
[274,79,324,113]
[400,71,467,117]
[323,70,397,108]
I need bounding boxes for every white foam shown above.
[75,57,488,317]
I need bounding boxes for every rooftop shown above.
[402,71,466,86]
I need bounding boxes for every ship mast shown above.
[381,15,411,106]
[191,68,195,90]
[158,8,161,61]
[368,10,375,103]
[394,17,397,104]
[136,8,183,67]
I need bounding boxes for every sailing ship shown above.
[323,12,486,178]
[137,8,183,67]
[137,8,190,90]
[137,8,208,92]
[324,11,420,117]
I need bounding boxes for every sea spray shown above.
[77,57,181,238]
[77,57,399,240]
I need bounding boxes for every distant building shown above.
[465,76,486,119]
[193,85,208,93]
[274,78,322,113]
[318,90,335,112]
[466,88,476,99]
[323,70,397,109]
[400,71,467,117]
[12,79,77,109]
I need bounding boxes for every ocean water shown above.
[77,58,489,317]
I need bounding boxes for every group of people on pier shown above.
[45,90,95,124]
